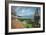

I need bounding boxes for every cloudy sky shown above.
[11,6,40,19]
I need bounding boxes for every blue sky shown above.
[11,6,40,19]
[15,7,36,16]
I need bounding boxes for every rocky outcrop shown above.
[11,15,24,29]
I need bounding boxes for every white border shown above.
[8,3,43,32]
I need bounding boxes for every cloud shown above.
[15,7,36,16]
[11,6,40,19]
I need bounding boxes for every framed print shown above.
[5,1,45,34]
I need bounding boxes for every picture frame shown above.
[5,1,45,35]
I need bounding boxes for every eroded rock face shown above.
[11,16,24,29]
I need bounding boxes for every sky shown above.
[11,6,40,19]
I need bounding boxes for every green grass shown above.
[17,18,32,21]
[17,18,33,28]
[24,24,32,28]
